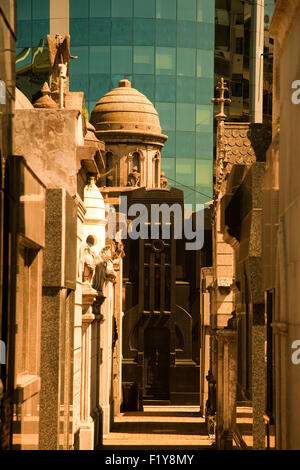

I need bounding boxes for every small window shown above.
[106,152,114,186]
[154,156,160,188]
[132,152,140,172]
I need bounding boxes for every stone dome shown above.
[15,88,34,109]
[90,79,167,145]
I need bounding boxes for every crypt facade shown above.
[90,79,202,408]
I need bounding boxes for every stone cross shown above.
[212,77,231,121]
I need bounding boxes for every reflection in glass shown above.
[178,0,196,21]
[162,131,175,157]
[176,158,195,186]
[112,0,133,17]
[111,18,133,45]
[90,0,111,17]
[196,78,214,104]
[16,40,49,103]
[197,0,215,23]
[197,49,214,78]
[196,105,212,132]
[177,77,195,103]
[196,132,213,158]
[70,46,89,75]
[134,0,155,18]
[161,157,176,181]
[89,18,111,46]
[89,46,110,73]
[196,22,214,49]
[89,74,111,101]
[111,46,133,74]
[156,20,176,47]
[155,102,175,130]
[71,74,89,100]
[32,20,49,45]
[176,131,196,157]
[176,103,196,131]
[156,0,176,19]
[196,159,213,186]
[177,21,196,48]
[32,0,49,19]
[156,47,175,75]
[177,48,196,77]
[133,46,154,74]
[155,76,176,102]
[18,0,32,20]
[133,74,155,101]
[134,19,155,45]
[70,0,88,18]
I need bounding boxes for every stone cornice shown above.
[270,0,300,56]
[95,130,168,147]
[212,328,237,343]
[271,321,288,335]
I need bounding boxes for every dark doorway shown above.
[143,328,170,402]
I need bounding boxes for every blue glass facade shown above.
[16,0,215,206]
[16,0,50,101]
[69,0,214,206]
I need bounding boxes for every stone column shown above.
[39,188,77,450]
[249,0,264,123]
[139,151,146,187]
[77,178,106,449]
[78,287,97,449]
[98,252,116,439]
[214,328,237,450]
[271,321,288,449]
[112,248,124,420]
[126,153,133,185]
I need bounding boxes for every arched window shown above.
[154,155,160,188]
[132,152,140,172]
[105,152,113,186]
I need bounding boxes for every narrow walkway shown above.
[102,406,214,450]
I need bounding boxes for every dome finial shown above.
[33,82,58,109]
[118,79,131,88]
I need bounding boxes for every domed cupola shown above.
[90,79,168,190]
[90,79,167,147]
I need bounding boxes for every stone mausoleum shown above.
[90,79,202,408]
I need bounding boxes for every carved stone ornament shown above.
[100,244,117,283]
[160,171,169,189]
[127,166,140,187]
[82,243,96,285]
[47,33,78,92]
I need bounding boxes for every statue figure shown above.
[47,34,78,93]
[92,242,117,295]
[127,166,140,187]
[92,257,107,298]
[101,244,117,282]
[82,243,96,285]
[114,240,125,259]
[160,171,168,189]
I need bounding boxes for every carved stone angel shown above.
[101,245,117,283]
[127,166,140,187]
[47,34,77,92]
[82,243,96,285]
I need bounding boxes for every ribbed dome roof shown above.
[90,79,167,144]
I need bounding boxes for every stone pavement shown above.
[101,406,214,450]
